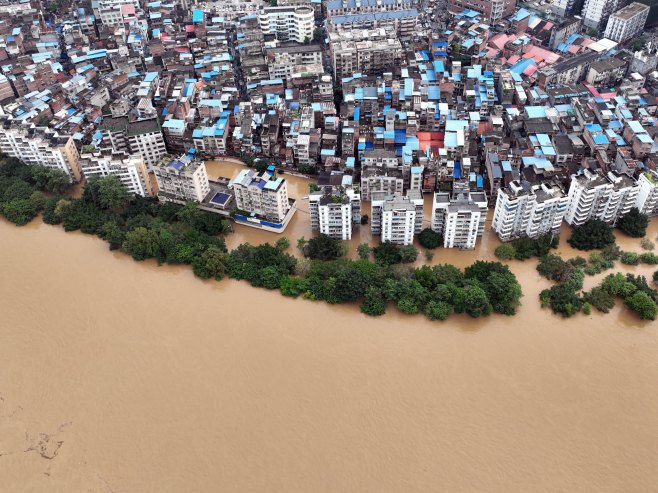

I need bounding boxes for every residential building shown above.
[266,44,323,82]
[97,116,167,168]
[258,6,314,43]
[581,0,622,30]
[564,169,639,226]
[491,180,568,242]
[0,119,81,181]
[309,186,361,240]
[153,154,211,203]
[371,190,423,245]
[329,27,403,80]
[431,185,488,249]
[231,167,291,222]
[585,58,626,86]
[604,2,650,43]
[447,0,517,23]
[635,170,658,217]
[78,151,153,197]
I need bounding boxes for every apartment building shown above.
[360,149,406,200]
[93,0,140,26]
[431,185,488,249]
[153,154,211,203]
[635,170,658,217]
[564,169,639,226]
[192,118,231,157]
[371,190,423,245]
[258,6,314,43]
[491,180,568,242]
[97,116,167,168]
[447,0,517,23]
[581,0,622,29]
[266,44,323,82]
[604,2,650,43]
[0,119,81,181]
[78,151,153,197]
[231,167,291,222]
[329,28,403,80]
[326,0,415,17]
[309,186,361,240]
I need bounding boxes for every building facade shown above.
[153,154,211,203]
[309,186,361,240]
[0,119,81,181]
[431,185,487,249]
[447,0,517,23]
[564,169,639,226]
[491,181,568,242]
[78,151,153,197]
[635,170,658,217]
[371,190,423,245]
[258,6,314,43]
[604,2,650,43]
[231,167,290,222]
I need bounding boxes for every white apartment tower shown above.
[231,167,290,222]
[258,6,314,43]
[564,169,639,226]
[153,154,211,203]
[432,186,488,249]
[309,186,361,240]
[79,151,153,197]
[0,119,81,181]
[635,170,658,217]
[582,0,622,30]
[371,190,423,245]
[604,2,650,43]
[492,181,569,242]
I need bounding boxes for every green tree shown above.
[176,201,201,226]
[568,220,615,250]
[357,243,371,260]
[399,245,419,263]
[373,241,402,266]
[494,243,516,260]
[2,198,37,225]
[305,234,342,260]
[297,236,308,253]
[191,246,228,280]
[122,227,160,260]
[583,286,616,313]
[84,176,129,211]
[360,287,386,316]
[360,214,369,225]
[29,191,46,211]
[275,236,290,250]
[617,208,649,238]
[397,298,419,314]
[100,220,126,250]
[460,285,491,318]
[625,291,658,320]
[537,254,570,281]
[424,300,452,321]
[418,228,442,249]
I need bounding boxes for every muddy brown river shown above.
[1,161,657,492]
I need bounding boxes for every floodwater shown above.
[1,167,658,492]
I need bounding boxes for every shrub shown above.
[397,298,419,314]
[418,228,442,249]
[305,234,342,261]
[424,300,452,321]
[494,243,516,260]
[639,253,658,265]
[653,270,658,284]
[568,220,615,250]
[275,236,290,250]
[625,291,658,320]
[357,243,371,260]
[2,198,37,225]
[360,214,369,225]
[360,287,386,316]
[537,254,569,281]
[583,302,592,315]
[583,286,615,313]
[640,238,655,251]
[620,252,640,265]
[601,244,622,261]
[373,241,402,266]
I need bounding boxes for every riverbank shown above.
[1,217,657,492]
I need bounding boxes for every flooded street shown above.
[1,171,658,491]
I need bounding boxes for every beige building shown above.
[0,118,81,181]
[231,167,290,222]
[153,154,211,203]
[79,151,153,197]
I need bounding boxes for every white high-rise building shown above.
[231,167,290,222]
[153,154,211,203]
[635,170,658,217]
[309,186,361,240]
[564,169,639,226]
[79,151,153,197]
[258,6,314,43]
[582,0,622,30]
[492,181,569,242]
[431,186,487,249]
[371,190,423,245]
[0,118,81,181]
[604,2,650,43]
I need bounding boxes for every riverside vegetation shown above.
[0,159,523,321]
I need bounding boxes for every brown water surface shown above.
[1,170,658,492]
